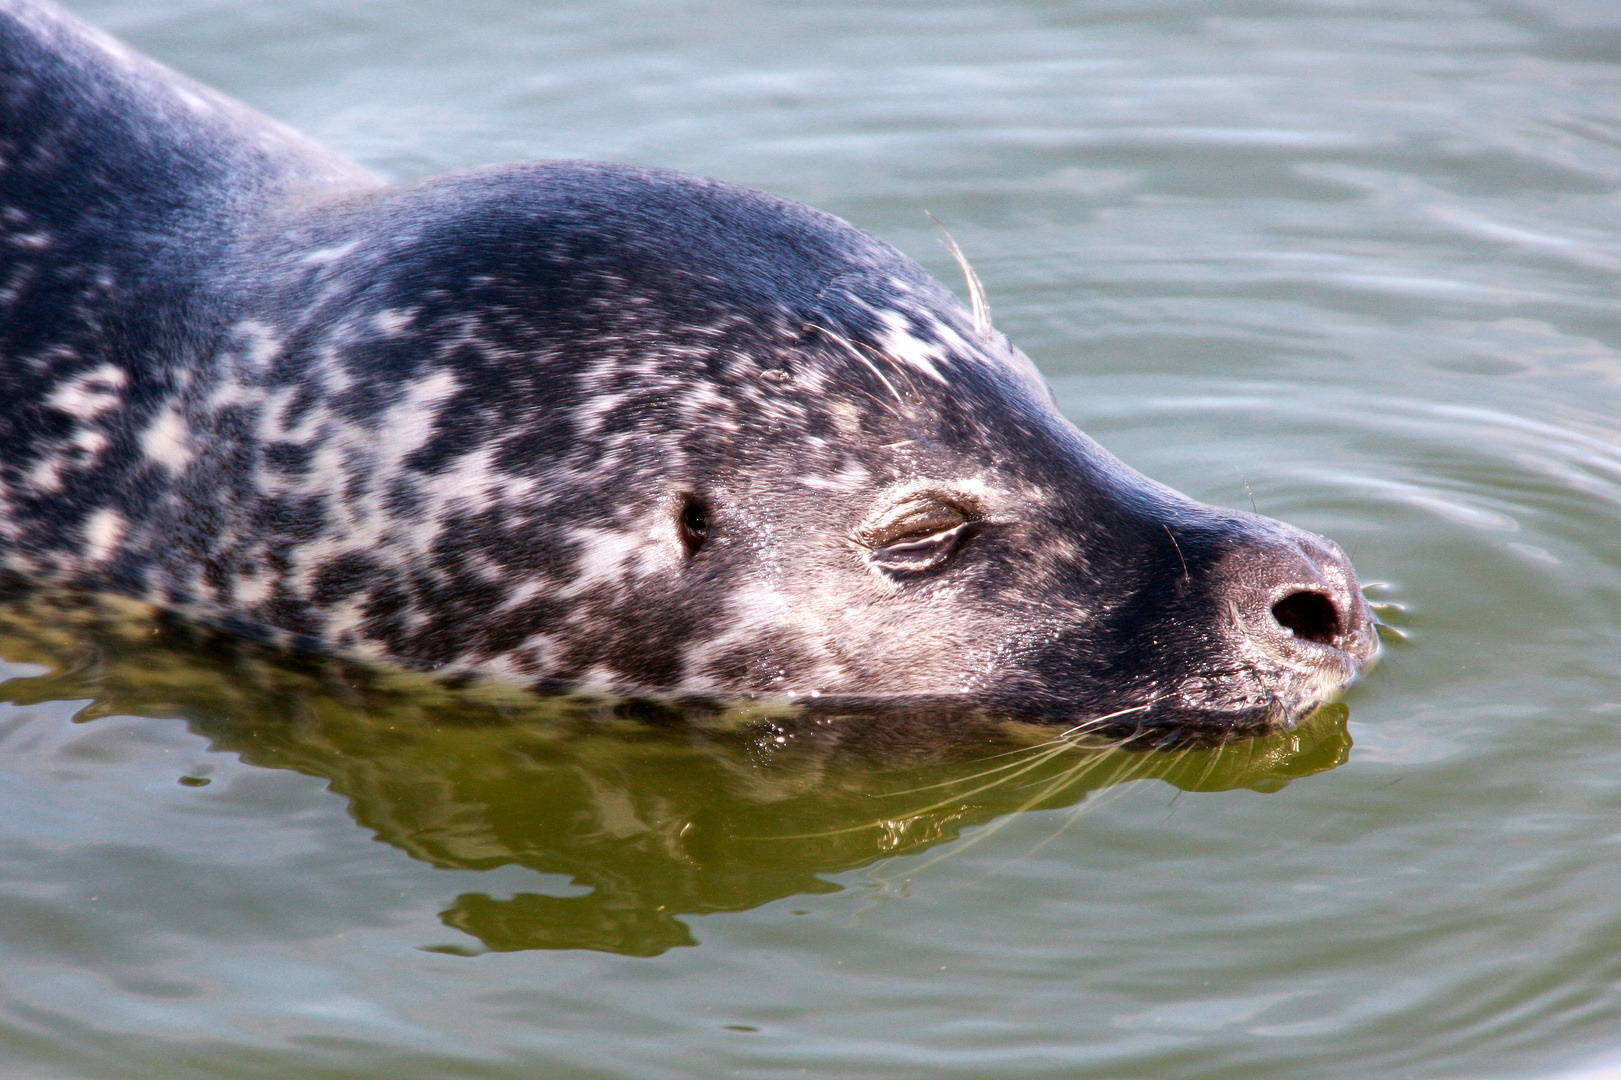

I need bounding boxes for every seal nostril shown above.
[1271,591,1340,646]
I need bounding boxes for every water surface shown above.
[7,0,1621,1076]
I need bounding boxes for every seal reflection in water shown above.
[0,589,1353,955]
[0,0,1377,743]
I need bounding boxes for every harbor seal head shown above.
[0,0,1377,739]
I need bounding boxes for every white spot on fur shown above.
[389,369,459,447]
[233,564,274,607]
[561,523,677,596]
[72,430,110,457]
[47,364,126,418]
[372,309,415,336]
[301,240,361,265]
[26,456,64,494]
[82,510,125,564]
[874,311,949,383]
[232,319,283,370]
[141,406,193,470]
[796,465,873,492]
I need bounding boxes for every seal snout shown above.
[1217,523,1378,675]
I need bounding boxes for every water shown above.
[6,0,1621,1076]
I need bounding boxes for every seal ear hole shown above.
[677,495,709,557]
[1272,591,1340,646]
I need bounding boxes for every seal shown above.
[0,0,1378,738]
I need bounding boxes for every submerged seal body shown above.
[0,0,1377,737]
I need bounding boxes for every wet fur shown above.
[0,0,1376,735]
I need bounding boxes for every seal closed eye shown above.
[0,0,1378,738]
[853,490,982,576]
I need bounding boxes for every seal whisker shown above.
[866,738,1081,813]
[1165,525,1191,585]
[886,702,1161,796]
[899,743,1161,875]
[983,750,1173,866]
[1237,467,1259,515]
[802,322,910,411]
[926,212,992,342]
[745,735,1088,843]
[874,737,1091,800]
[1057,701,1161,740]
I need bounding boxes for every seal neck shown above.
[0,0,377,246]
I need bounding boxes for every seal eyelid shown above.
[876,514,967,546]
[854,494,984,576]
[864,519,980,576]
[677,494,709,557]
[855,491,980,549]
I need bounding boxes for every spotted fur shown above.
[0,0,1376,734]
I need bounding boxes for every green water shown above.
[6,0,1621,1076]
